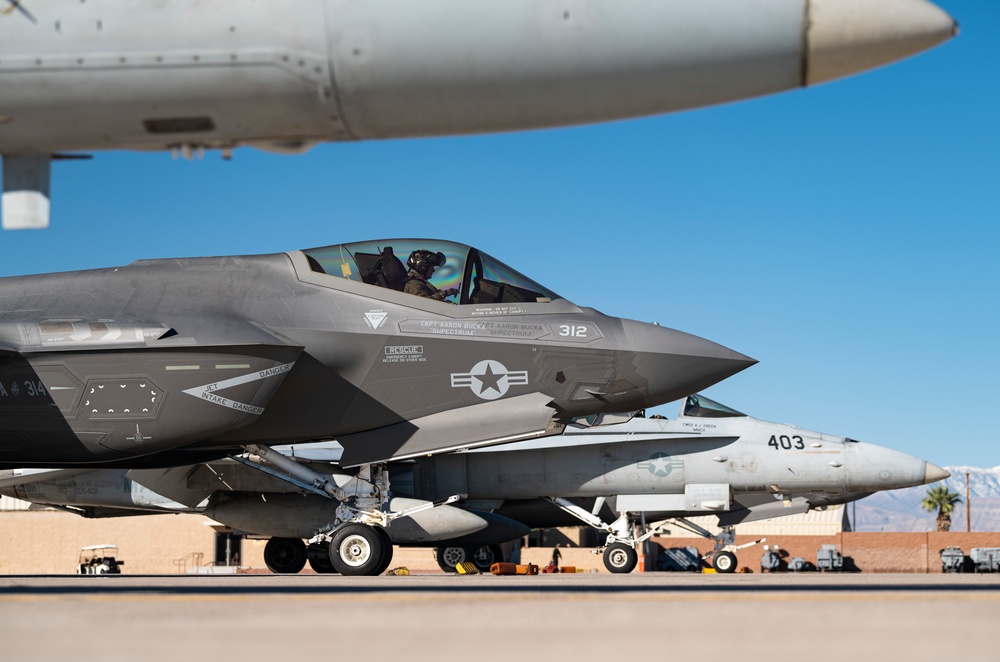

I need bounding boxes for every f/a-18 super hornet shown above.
[0,0,958,228]
[0,239,753,573]
[0,394,946,575]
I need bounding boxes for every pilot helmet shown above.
[407,249,446,276]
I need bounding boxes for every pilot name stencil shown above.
[402,319,546,339]
[450,359,528,400]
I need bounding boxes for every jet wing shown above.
[338,392,563,467]
[126,467,216,509]
[0,468,90,489]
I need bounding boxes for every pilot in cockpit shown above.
[403,249,459,302]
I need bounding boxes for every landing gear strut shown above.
[239,444,460,576]
[545,497,667,574]
[544,498,764,574]
[668,519,764,573]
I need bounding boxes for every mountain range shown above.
[852,465,1000,532]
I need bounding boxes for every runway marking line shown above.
[1,591,998,605]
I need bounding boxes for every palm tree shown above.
[921,485,962,532]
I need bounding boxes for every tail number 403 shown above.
[768,435,805,450]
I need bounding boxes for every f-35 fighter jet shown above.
[0,238,752,573]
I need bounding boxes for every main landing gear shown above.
[263,537,308,574]
[434,545,505,573]
[239,444,460,576]
[657,518,764,573]
[544,498,765,574]
[545,497,668,574]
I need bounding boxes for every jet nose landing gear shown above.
[603,543,639,574]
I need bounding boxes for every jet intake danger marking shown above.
[637,452,684,477]
[182,362,295,415]
[450,360,528,401]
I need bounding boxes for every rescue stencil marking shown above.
[450,360,528,400]
[383,345,425,364]
[182,362,295,415]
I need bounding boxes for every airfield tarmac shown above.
[1,573,997,661]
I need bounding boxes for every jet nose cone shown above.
[621,320,756,407]
[846,442,946,491]
[806,0,957,85]
[924,462,950,484]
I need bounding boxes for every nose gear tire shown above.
[713,551,737,573]
[603,543,638,574]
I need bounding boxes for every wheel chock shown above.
[558,566,577,573]
[455,562,480,574]
[489,563,539,576]
[702,567,717,574]
[386,567,410,576]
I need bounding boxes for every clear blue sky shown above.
[1,0,995,469]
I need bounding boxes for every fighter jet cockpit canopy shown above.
[301,239,561,305]
[681,394,746,418]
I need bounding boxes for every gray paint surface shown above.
[0,395,946,539]
[0,239,753,467]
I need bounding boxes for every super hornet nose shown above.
[924,462,951,484]
[806,0,958,85]
[617,320,756,408]
[845,442,950,492]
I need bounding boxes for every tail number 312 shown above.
[559,325,588,338]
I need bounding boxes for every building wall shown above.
[2,510,998,575]
[0,495,31,511]
[0,511,222,574]
[672,505,849,537]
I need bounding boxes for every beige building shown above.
[3,499,998,575]
[661,504,849,538]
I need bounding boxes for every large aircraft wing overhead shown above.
[338,392,564,467]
